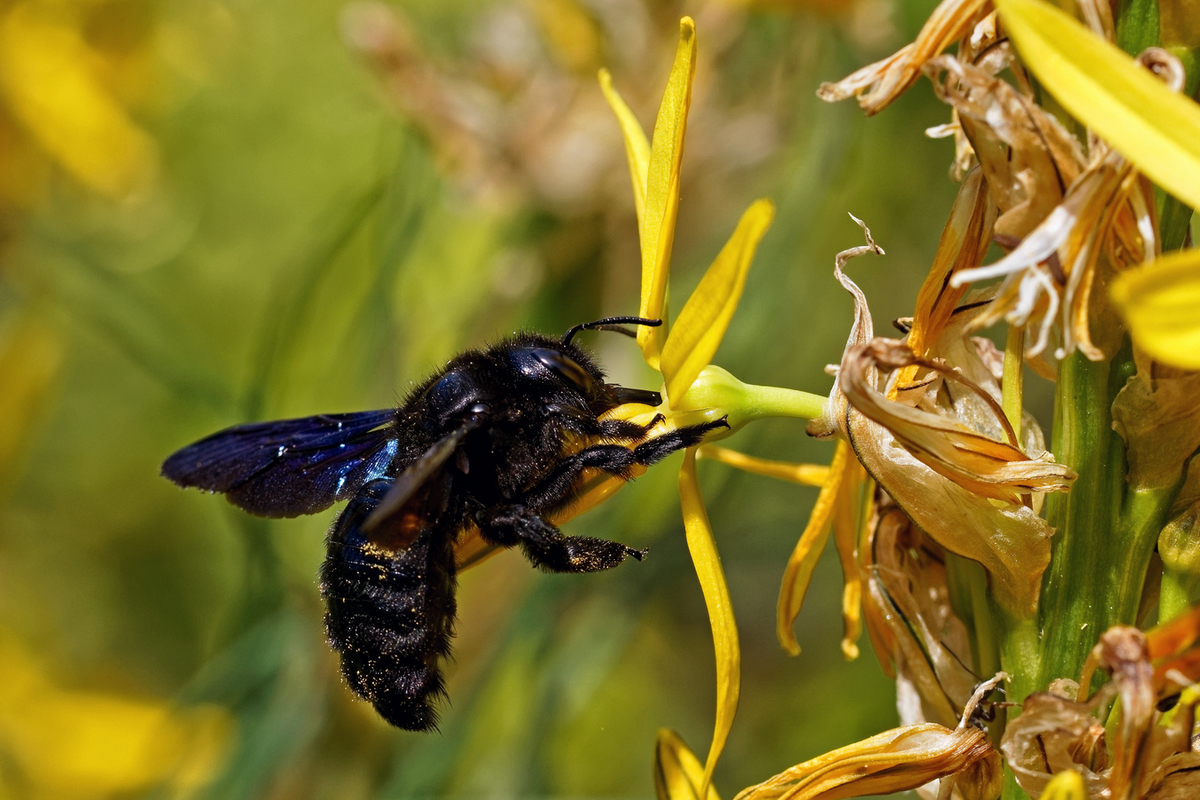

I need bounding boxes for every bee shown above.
[162,317,726,731]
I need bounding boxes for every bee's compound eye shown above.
[424,369,482,418]
[515,348,597,394]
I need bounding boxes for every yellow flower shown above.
[601,18,827,794]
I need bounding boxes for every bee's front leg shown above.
[475,505,645,573]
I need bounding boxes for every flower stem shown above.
[1002,325,1025,441]
[1035,345,1143,696]
[737,383,827,422]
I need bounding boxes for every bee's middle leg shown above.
[475,505,644,573]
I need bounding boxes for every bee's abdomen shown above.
[320,480,457,731]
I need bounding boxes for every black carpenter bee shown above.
[162,316,726,731]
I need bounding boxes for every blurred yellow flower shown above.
[0,637,232,797]
[0,0,158,201]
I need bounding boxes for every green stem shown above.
[1160,571,1198,622]
[1159,191,1194,252]
[737,383,827,421]
[1111,486,1177,625]
[1002,326,1025,441]
[1037,351,1127,690]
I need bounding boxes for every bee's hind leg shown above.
[475,505,644,574]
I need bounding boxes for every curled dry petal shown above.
[867,505,978,728]
[1000,691,1109,798]
[925,54,1085,242]
[734,723,997,800]
[900,166,996,372]
[820,249,1055,616]
[806,216,884,441]
[846,409,1052,616]
[817,0,988,116]
[1145,753,1200,799]
[949,144,1147,361]
[1111,349,1200,491]
[841,338,1075,503]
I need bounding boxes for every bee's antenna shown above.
[563,316,662,345]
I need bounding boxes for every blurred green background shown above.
[0,0,965,797]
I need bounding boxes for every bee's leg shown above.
[524,417,730,509]
[594,413,665,441]
[629,417,729,462]
[476,505,645,573]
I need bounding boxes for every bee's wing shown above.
[161,410,397,517]
[363,421,477,545]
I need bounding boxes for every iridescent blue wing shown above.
[162,410,398,518]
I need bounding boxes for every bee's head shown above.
[518,316,663,410]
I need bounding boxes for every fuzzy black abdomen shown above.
[320,480,458,731]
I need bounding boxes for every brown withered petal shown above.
[1078,628,1156,800]
[841,338,1076,503]
[822,258,1054,616]
[806,216,884,441]
[1145,753,1200,799]
[817,0,989,116]
[846,408,1053,616]
[950,146,1146,360]
[1111,349,1200,492]
[899,166,996,376]
[867,505,978,728]
[925,55,1085,242]
[1000,691,1110,798]
[734,723,996,800]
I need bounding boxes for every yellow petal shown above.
[830,459,866,661]
[734,723,997,800]
[661,199,774,400]
[697,445,829,487]
[679,449,740,795]
[599,68,651,230]
[654,729,722,800]
[1041,770,1087,800]
[995,0,1200,211]
[0,3,157,199]
[776,439,850,656]
[1111,247,1200,370]
[638,17,697,367]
